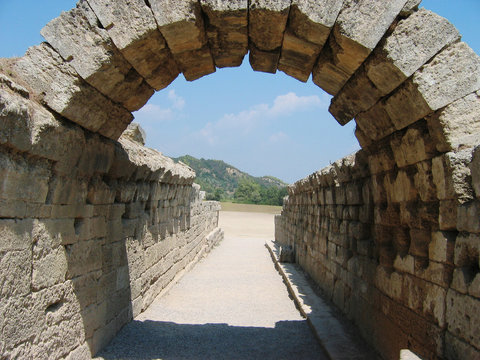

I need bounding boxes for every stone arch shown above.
[1,0,479,359]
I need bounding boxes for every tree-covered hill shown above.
[174,155,288,205]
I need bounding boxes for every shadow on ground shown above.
[96,320,327,360]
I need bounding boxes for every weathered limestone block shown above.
[385,42,480,131]
[445,332,480,360]
[0,250,31,298]
[389,124,436,168]
[432,149,474,203]
[87,178,115,205]
[313,0,408,95]
[109,136,195,184]
[329,9,460,125]
[121,123,146,146]
[87,0,179,90]
[278,0,343,82]
[411,163,434,204]
[150,0,215,80]
[41,1,154,111]
[13,44,133,140]
[400,274,447,328]
[75,134,115,177]
[457,201,480,233]
[0,149,50,203]
[446,289,480,350]
[48,177,89,205]
[200,0,248,68]
[473,146,480,199]
[32,247,68,291]
[427,91,480,153]
[65,239,103,278]
[354,100,396,144]
[249,0,290,73]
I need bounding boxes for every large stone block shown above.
[200,0,248,68]
[446,289,480,350]
[457,201,480,234]
[355,102,396,142]
[432,149,474,203]
[32,247,68,291]
[390,124,437,168]
[385,42,480,131]
[13,44,133,140]
[427,91,480,153]
[150,0,215,80]
[41,1,154,112]
[87,0,179,90]
[278,0,343,81]
[0,150,50,203]
[65,239,103,278]
[473,146,480,199]
[248,0,290,73]
[313,0,408,95]
[0,250,31,298]
[0,219,34,252]
[331,9,460,125]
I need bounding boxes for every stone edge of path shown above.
[265,240,383,360]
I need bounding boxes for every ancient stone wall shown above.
[276,129,480,358]
[0,78,223,359]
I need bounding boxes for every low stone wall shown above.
[0,79,223,359]
[276,131,480,359]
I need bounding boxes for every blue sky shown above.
[1,1,479,183]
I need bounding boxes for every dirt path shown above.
[96,210,327,360]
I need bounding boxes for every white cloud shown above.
[134,89,186,124]
[136,103,174,122]
[269,92,325,116]
[168,90,185,110]
[196,92,326,144]
[269,132,288,143]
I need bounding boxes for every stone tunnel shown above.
[0,0,479,359]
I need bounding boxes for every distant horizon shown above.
[1,1,479,183]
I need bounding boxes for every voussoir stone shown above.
[41,0,154,112]
[427,91,480,153]
[249,0,291,73]
[149,0,215,81]
[385,42,480,131]
[13,43,133,140]
[278,0,343,82]
[86,0,180,91]
[200,0,248,68]
[330,9,461,125]
[313,0,408,95]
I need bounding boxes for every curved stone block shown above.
[86,0,179,91]
[149,0,215,81]
[41,0,154,111]
[278,0,343,82]
[385,42,480,131]
[329,9,460,125]
[13,44,133,140]
[200,0,248,68]
[313,0,408,95]
[249,0,290,73]
[427,91,480,153]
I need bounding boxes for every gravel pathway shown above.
[96,212,327,360]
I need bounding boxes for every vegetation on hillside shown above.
[174,155,288,205]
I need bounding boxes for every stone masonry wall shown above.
[276,125,480,359]
[0,78,223,359]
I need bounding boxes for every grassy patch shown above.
[219,201,282,214]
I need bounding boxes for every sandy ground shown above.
[97,210,326,360]
[218,211,276,239]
